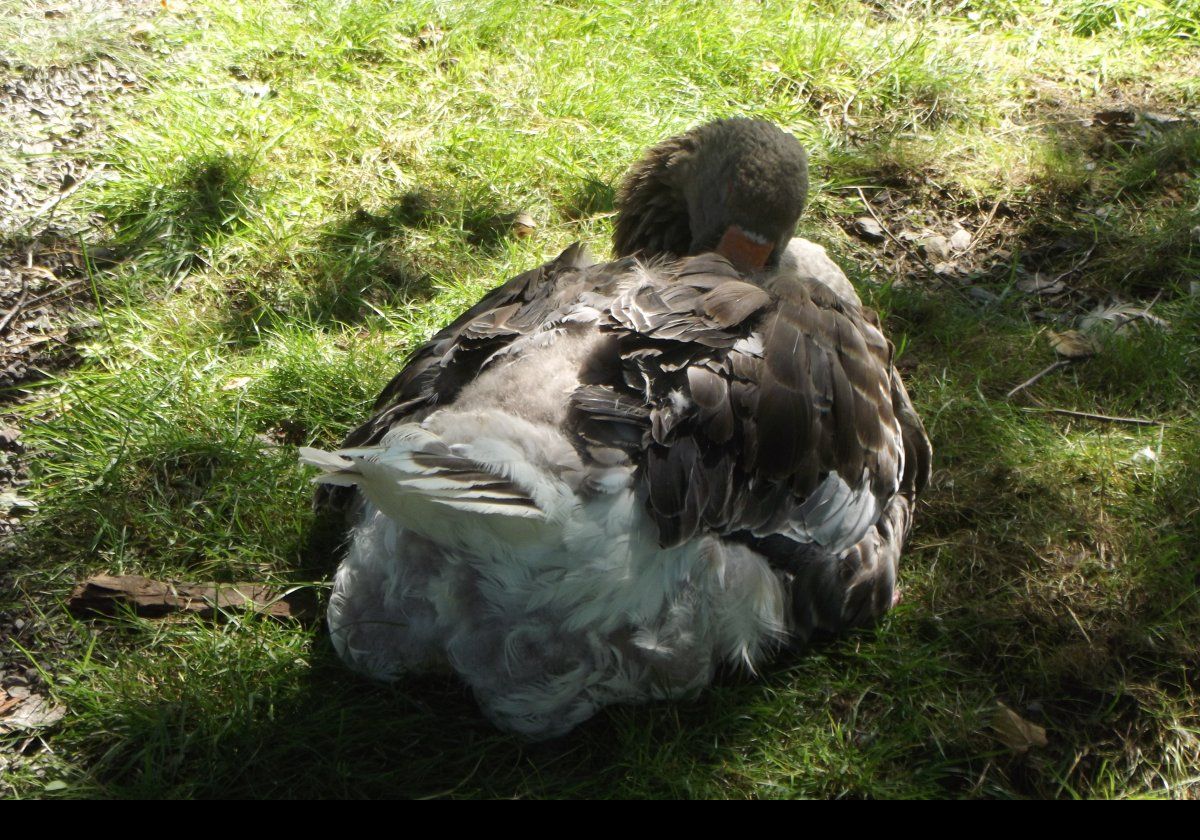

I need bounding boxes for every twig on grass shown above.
[1020,406,1164,426]
[0,279,29,336]
[1006,359,1070,399]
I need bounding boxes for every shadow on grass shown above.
[102,151,261,277]
[214,186,533,342]
[60,613,980,799]
[835,107,1199,302]
[559,175,615,221]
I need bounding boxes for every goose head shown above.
[612,118,809,272]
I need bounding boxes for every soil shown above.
[0,0,165,787]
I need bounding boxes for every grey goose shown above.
[301,118,932,738]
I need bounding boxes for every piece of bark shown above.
[67,574,318,623]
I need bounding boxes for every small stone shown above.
[0,426,21,449]
[236,82,272,99]
[20,140,54,156]
[852,216,886,243]
[949,228,972,252]
[512,212,536,238]
[130,21,156,42]
[920,235,951,261]
[1131,447,1158,464]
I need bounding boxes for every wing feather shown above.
[567,252,909,556]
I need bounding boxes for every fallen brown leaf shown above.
[991,703,1048,754]
[0,694,65,733]
[68,574,319,623]
[1048,329,1099,360]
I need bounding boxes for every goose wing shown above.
[339,242,595,450]
[571,252,927,555]
[316,243,594,511]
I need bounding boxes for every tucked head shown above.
[613,119,809,272]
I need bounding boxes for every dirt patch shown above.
[0,55,140,383]
[0,0,171,785]
[0,0,166,504]
[845,101,1199,321]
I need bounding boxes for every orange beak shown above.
[716,225,774,272]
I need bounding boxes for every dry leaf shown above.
[0,695,65,733]
[1048,330,1099,360]
[221,376,253,391]
[991,703,1047,753]
[68,574,319,623]
[1017,273,1065,295]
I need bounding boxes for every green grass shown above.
[2,0,1199,798]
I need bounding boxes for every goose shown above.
[301,119,932,739]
